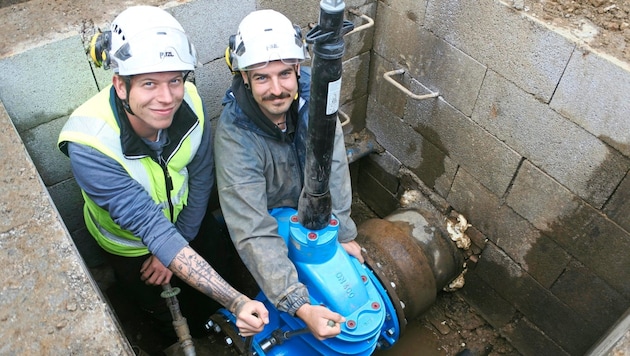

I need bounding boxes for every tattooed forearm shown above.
[170,246,243,309]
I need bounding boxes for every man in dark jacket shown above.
[215,9,363,341]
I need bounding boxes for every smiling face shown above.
[113,71,185,141]
[242,61,299,124]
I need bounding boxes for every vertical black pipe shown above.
[298,0,354,230]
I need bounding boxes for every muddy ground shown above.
[522,0,630,62]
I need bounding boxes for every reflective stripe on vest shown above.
[88,208,146,249]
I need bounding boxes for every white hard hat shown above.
[230,9,309,71]
[109,6,197,76]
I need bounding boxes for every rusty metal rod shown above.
[161,283,196,356]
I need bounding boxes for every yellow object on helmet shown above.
[88,6,198,76]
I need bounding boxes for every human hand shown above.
[140,255,172,286]
[341,240,364,264]
[234,299,269,336]
[295,304,345,340]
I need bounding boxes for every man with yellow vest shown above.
[58,6,268,343]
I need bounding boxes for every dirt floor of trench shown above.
[1,0,629,62]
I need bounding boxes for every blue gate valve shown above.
[213,207,400,355]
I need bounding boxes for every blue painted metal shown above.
[216,207,400,355]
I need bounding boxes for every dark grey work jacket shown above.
[214,67,357,315]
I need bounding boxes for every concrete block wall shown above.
[0,0,375,268]
[365,0,630,354]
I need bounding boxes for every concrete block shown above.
[366,98,458,193]
[405,94,522,197]
[70,227,107,268]
[369,54,407,117]
[195,58,234,120]
[477,242,596,355]
[345,0,376,8]
[48,178,86,234]
[22,116,72,186]
[459,271,516,329]
[464,226,486,255]
[368,150,403,179]
[366,98,426,169]
[357,162,399,218]
[170,0,255,65]
[507,161,630,299]
[449,167,571,288]
[259,0,321,30]
[500,316,570,356]
[551,260,629,335]
[550,48,630,158]
[343,2,377,61]
[361,152,400,195]
[433,156,458,199]
[93,66,114,92]
[0,36,99,131]
[425,0,575,102]
[374,2,486,116]
[340,94,368,133]
[342,52,371,105]
[406,138,456,197]
[473,70,630,208]
[604,170,630,232]
[378,0,428,24]
[398,167,453,214]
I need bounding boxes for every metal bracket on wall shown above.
[346,8,374,36]
[383,69,439,100]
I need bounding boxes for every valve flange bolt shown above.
[346,320,357,329]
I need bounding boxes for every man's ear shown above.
[240,71,249,88]
[112,75,128,100]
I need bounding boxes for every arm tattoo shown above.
[170,246,243,310]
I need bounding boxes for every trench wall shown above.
[361,1,630,355]
[1,0,629,354]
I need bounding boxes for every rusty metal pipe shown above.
[356,189,467,330]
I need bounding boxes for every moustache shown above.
[262,92,291,101]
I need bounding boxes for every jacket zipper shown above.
[159,155,175,223]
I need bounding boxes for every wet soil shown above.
[522,0,630,62]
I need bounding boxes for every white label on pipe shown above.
[326,79,342,115]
